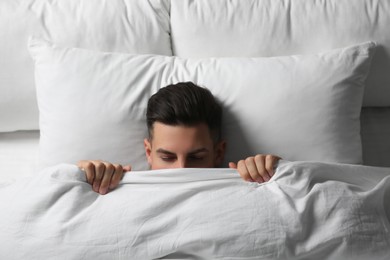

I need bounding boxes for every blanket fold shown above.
[0,160,389,260]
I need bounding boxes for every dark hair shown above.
[146,82,222,142]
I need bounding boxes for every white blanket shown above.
[0,160,389,260]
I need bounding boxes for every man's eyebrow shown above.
[156,149,175,155]
[188,148,209,154]
[155,148,209,154]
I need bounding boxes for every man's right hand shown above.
[77,160,131,195]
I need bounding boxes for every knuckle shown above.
[114,170,124,178]
[255,155,265,164]
[114,164,123,172]
[245,157,253,164]
[95,162,105,171]
[254,154,263,160]
[257,154,266,160]
[254,157,262,165]
[85,162,94,170]
[105,164,114,173]
[237,160,245,167]
[266,154,275,161]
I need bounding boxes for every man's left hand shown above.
[229,154,281,183]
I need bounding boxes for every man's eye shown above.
[161,157,175,162]
[189,156,204,161]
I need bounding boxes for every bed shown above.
[0,0,389,259]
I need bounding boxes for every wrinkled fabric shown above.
[0,160,389,259]
[30,38,375,169]
[170,0,390,106]
[0,0,171,131]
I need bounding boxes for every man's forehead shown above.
[151,122,212,137]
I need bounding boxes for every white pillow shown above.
[29,38,375,169]
[0,0,171,132]
[170,0,390,107]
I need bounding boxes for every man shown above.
[78,82,281,195]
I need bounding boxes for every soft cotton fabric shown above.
[170,0,390,106]
[170,43,375,165]
[0,0,171,132]
[29,38,174,170]
[361,107,390,167]
[0,160,389,259]
[1,0,390,132]
[0,131,39,182]
[29,38,375,169]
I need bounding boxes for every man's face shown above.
[144,122,225,169]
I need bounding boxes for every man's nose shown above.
[175,159,188,168]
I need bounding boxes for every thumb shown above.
[229,162,237,169]
[123,165,132,172]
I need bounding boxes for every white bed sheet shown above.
[0,130,39,182]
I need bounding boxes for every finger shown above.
[79,161,95,186]
[123,164,132,172]
[109,164,125,190]
[265,155,281,177]
[92,161,106,193]
[228,162,237,169]
[254,155,271,182]
[237,160,255,182]
[245,157,266,183]
[76,160,85,170]
[99,163,115,195]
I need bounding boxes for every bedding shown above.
[0,160,389,259]
[170,0,390,106]
[0,2,389,259]
[1,0,390,134]
[361,107,390,167]
[1,0,389,167]
[0,107,388,184]
[0,0,171,132]
[0,131,39,182]
[0,106,387,184]
[29,38,375,170]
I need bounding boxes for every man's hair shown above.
[146,82,222,142]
